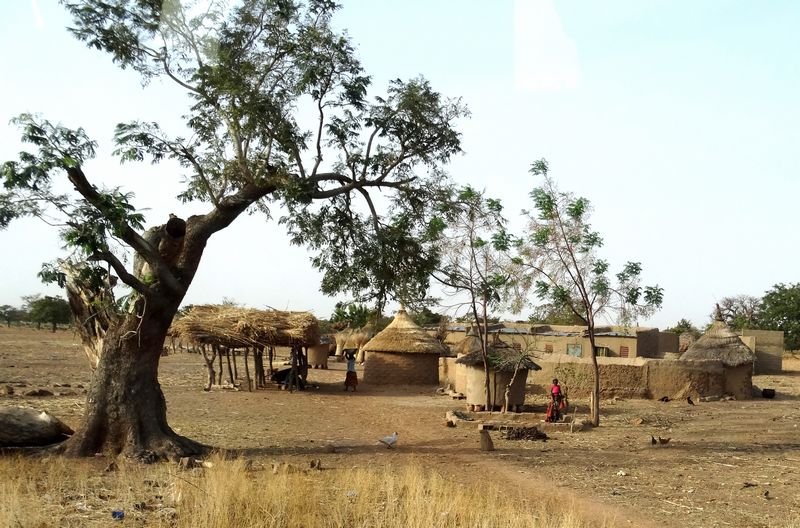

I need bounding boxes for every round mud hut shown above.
[455,335,541,411]
[361,308,447,385]
[680,315,755,399]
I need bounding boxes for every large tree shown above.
[0,1,465,460]
[758,283,800,350]
[517,160,663,426]
[27,295,72,332]
[713,294,760,330]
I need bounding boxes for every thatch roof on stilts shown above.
[171,305,320,349]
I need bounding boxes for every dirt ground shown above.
[1,326,798,528]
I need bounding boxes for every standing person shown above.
[547,378,563,422]
[344,349,358,392]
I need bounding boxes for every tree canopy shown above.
[758,283,800,350]
[0,0,467,460]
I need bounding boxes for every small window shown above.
[545,344,553,353]
[567,344,582,357]
[596,346,610,357]
[620,346,629,358]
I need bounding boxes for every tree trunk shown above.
[51,320,57,332]
[481,300,492,412]
[588,329,600,427]
[62,308,206,461]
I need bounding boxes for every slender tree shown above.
[517,160,663,426]
[0,1,465,460]
[433,186,514,411]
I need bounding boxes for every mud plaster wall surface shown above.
[462,366,528,407]
[527,357,742,399]
[741,329,784,374]
[363,352,439,385]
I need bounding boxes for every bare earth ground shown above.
[1,326,798,528]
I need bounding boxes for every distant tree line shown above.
[0,294,71,331]
[665,284,800,350]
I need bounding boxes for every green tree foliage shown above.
[0,1,466,459]
[516,159,663,426]
[0,305,24,327]
[26,295,72,332]
[410,306,444,326]
[330,302,370,329]
[664,318,701,338]
[527,301,585,325]
[758,283,800,350]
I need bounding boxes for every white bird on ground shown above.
[379,432,398,449]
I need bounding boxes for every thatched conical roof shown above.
[681,317,755,367]
[454,335,541,372]
[361,308,447,355]
[172,305,320,348]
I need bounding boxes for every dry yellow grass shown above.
[0,455,605,528]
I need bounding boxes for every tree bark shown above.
[588,328,600,427]
[62,307,206,461]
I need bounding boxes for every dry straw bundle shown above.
[681,319,755,367]
[362,309,447,355]
[172,304,320,348]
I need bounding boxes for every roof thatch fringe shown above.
[171,305,320,348]
[455,335,541,372]
[681,319,755,367]
[362,309,447,355]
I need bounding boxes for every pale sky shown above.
[1,0,798,329]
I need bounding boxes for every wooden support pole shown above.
[243,348,252,392]
[216,344,224,385]
[225,347,235,386]
[232,348,239,381]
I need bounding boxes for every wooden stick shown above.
[243,348,252,392]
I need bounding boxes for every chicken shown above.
[659,396,671,402]
[379,432,398,449]
[651,435,657,445]
[687,396,695,406]
[657,436,671,445]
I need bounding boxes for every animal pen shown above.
[171,305,320,392]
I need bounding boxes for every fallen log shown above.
[0,407,74,447]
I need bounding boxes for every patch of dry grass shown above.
[0,455,605,528]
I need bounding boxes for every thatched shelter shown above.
[171,305,320,348]
[681,315,755,399]
[455,335,541,410]
[171,305,320,391]
[362,308,447,385]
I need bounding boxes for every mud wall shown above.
[527,356,742,399]
[740,329,784,373]
[463,366,528,407]
[363,352,439,385]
